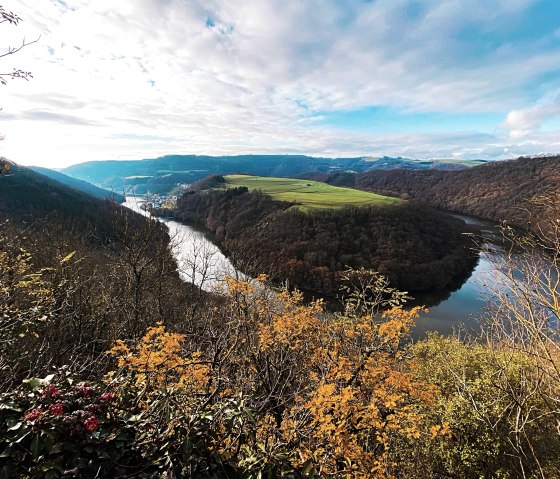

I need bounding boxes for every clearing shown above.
[224,174,400,210]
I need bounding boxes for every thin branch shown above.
[0,35,40,59]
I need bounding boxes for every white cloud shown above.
[0,0,558,167]
[502,92,560,138]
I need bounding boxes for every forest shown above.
[173,181,477,296]
[305,155,560,235]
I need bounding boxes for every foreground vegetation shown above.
[1,206,560,477]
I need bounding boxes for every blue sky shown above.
[1,0,560,167]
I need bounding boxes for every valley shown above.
[1,154,559,478]
[4,2,560,475]
[61,154,484,195]
[130,195,503,337]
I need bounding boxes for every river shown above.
[413,214,504,336]
[125,197,504,336]
[125,197,243,291]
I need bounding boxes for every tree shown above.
[0,226,53,388]
[410,192,560,479]
[0,5,39,86]
[477,193,560,478]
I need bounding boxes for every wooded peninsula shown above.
[171,175,477,296]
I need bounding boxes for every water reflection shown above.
[413,214,504,337]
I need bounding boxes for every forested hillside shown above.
[0,159,204,374]
[174,185,476,295]
[0,160,122,228]
[316,155,560,232]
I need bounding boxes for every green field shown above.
[223,174,400,210]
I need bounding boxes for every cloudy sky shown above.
[1,0,560,168]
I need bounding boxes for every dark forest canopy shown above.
[305,155,560,234]
[0,160,135,247]
[174,184,477,296]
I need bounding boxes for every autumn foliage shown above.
[97,276,446,478]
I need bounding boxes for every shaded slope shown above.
[30,166,124,202]
[0,160,119,228]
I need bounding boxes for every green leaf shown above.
[7,421,22,431]
[23,374,54,390]
[182,436,193,455]
[49,443,63,454]
[31,434,43,460]
[23,377,42,390]
[1,465,17,479]
[302,461,316,476]
[14,430,31,444]
[41,430,55,453]
[0,446,13,459]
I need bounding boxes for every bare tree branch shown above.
[0,35,40,59]
[0,6,21,26]
[0,5,39,86]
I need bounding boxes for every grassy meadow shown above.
[224,174,400,210]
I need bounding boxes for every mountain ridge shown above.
[61,154,484,195]
[30,166,124,203]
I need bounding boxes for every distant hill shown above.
[320,155,560,232]
[31,166,124,203]
[61,155,484,195]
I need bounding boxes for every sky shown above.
[1,0,560,168]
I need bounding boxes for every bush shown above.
[0,369,133,478]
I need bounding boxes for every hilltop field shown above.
[222,174,400,210]
[301,155,560,235]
